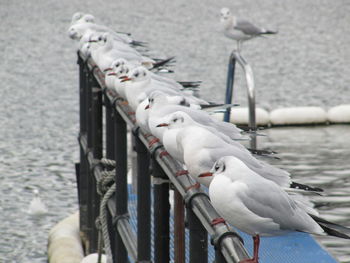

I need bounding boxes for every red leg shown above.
[185,182,200,191]
[210,217,226,226]
[239,235,260,263]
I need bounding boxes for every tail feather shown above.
[151,56,176,68]
[290,182,323,192]
[262,29,278,35]
[178,81,202,88]
[310,214,350,239]
[130,40,148,47]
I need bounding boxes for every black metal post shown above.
[105,94,116,261]
[78,54,89,247]
[114,110,128,262]
[86,69,102,253]
[224,53,237,122]
[152,157,170,263]
[174,189,185,263]
[187,207,208,263]
[134,131,151,262]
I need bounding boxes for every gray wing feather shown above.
[235,19,264,35]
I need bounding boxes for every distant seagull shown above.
[28,189,48,215]
[220,7,277,51]
[200,156,350,263]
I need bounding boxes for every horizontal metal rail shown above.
[78,51,250,263]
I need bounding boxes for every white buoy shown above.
[81,253,107,263]
[327,104,350,123]
[210,107,270,126]
[229,107,270,126]
[28,189,48,215]
[270,107,327,125]
[48,212,84,263]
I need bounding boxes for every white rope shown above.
[99,183,116,263]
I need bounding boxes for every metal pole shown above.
[224,52,236,122]
[105,94,116,261]
[152,157,170,263]
[174,189,185,263]
[114,110,128,262]
[78,54,89,247]
[86,69,102,252]
[134,130,151,262]
[187,207,208,263]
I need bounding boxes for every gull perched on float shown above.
[200,156,350,263]
[220,7,277,52]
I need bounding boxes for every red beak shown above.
[121,77,132,82]
[107,72,117,76]
[144,104,150,110]
[198,172,213,178]
[88,40,97,43]
[156,123,169,127]
[119,75,128,79]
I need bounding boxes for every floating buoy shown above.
[270,107,327,126]
[327,104,350,123]
[229,107,270,126]
[48,212,84,263]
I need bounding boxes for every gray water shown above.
[0,0,349,262]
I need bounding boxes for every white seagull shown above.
[220,7,277,51]
[147,92,242,142]
[200,156,350,263]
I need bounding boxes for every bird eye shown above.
[125,69,129,73]
[134,72,139,77]
[173,118,178,122]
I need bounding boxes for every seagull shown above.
[220,7,277,51]
[90,33,155,72]
[200,156,350,263]
[175,124,323,193]
[28,189,48,215]
[158,111,247,163]
[147,92,243,142]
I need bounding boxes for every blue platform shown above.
[127,185,338,263]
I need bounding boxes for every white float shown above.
[327,104,350,123]
[210,107,270,126]
[270,107,327,125]
[48,212,84,263]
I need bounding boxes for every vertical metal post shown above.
[224,52,236,123]
[86,69,102,253]
[174,189,185,263]
[78,54,89,246]
[153,158,170,263]
[105,95,115,159]
[105,94,116,261]
[114,110,128,262]
[187,207,208,263]
[134,131,151,262]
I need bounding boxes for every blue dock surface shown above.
[127,185,338,263]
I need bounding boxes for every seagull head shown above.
[157,111,196,130]
[82,14,95,23]
[220,7,231,18]
[71,12,84,24]
[198,157,227,178]
[121,66,149,83]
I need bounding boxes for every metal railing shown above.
[76,52,250,262]
[224,51,257,149]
